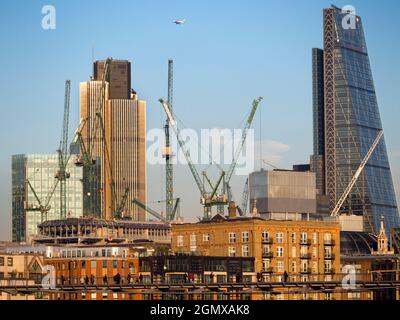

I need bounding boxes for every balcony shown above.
[324,239,335,246]
[324,268,335,274]
[324,254,335,260]
[300,253,311,259]
[262,252,273,258]
[300,268,311,274]
[262,238,273,244]
[262,267,273,273]
[300,239,311,246]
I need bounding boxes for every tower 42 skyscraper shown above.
[311,6,399,233]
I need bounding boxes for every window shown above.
[262,231,269,242]
[228,247,236,257]
[276,232,283,243]
[301,260,308,273]
[324,260,332,273]
[90,260,96,269]
[300,246,308,256]
[113,260,118,268]
[324,247,332,259]
[102,260,107,269]
[242,245,249,257]
[291,232,296,243]
[203,234,210,242]
[177,235,184,247]
[91,293,97,299]
[291,261,296,273]
[277,261,284,272]
[242,231,249,243]
[324,233,332,245]
[276,247,283,257]
[7,257,13,267]
[300,232,307,244]
[229,233,236,243]
[262,259,270,271]
[0,257,4,266]
[262,245,270,255]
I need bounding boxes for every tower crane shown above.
[159,97,262,219]
[132,199,167,223]
[25,179,59,223]
[132,197,181,223]
[163,60,175,221]
[239,177,249,216]
[55,80,71,219]
[330,129,384,218]
[159,99,228,219]
[224,97,263,204]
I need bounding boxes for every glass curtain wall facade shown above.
[312,6,399,233]
[12,154,84,243]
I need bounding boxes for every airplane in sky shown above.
[173,19,186,25]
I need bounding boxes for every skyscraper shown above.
[12,154,84,243]
[311,6,399,233]
[80,59,146,221]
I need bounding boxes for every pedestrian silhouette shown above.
[283,271,289,282]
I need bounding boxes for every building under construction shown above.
[33,217,170,245]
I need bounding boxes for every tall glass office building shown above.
[12,154,84,243]
[311,6,399,233]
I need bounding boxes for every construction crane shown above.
[240,177,249,216]
[225,97,263,203]
[159,99,227,219]
[163,60,175,221]
[132,199,167,223]
[330,129,384,217]
[153,197,181,221]
[262,159,280,170]
[25,179,58,223]
[114,188,129,219]
[55,80,71,219]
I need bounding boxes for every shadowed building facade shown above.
[311,6,399,233]
[80,59,146,221]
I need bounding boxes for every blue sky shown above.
[0,0,399,240]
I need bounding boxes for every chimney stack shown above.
[228,201,237,219]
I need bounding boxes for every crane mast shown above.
[164,60,174,221]
[55,80,71,219]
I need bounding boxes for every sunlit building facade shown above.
[12,154,84,243]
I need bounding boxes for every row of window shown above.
[0,257,13,267]
[55,259,127,270]
[59,249,128,259]
[177,231,334,247]
[262,260,333,273]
